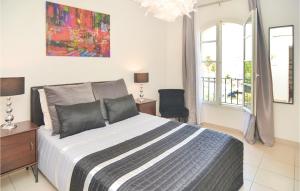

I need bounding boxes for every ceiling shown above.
[197,0,221,4]
[196,0,232,7]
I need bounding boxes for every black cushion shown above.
[104,94,139,124]
[55,100,106,139]
[160,107,189,118]
[158,89,189,120]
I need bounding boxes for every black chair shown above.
[158,89,189,122]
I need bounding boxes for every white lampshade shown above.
[134,0,197,22]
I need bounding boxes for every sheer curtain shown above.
[244,0,274,146]
[194,11,203,124]
[182,12,202,124]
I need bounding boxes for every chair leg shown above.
[183,117,188,123]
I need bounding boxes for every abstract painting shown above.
[46,2,110,57]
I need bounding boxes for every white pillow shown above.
[38,89,53,130]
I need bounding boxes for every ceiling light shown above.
[134,0,197,22]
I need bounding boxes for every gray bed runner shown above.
[70,121,243,191]
[70,121,183,191]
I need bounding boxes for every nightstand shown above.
[135,98,156,115]
[0,121,38,182]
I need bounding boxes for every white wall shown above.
[165,17,183,89]
[0,1,2,75]
[165,0,300,143]
[298,0,300,144]
[261,0,300,143]
[1,0,299,143]
[0,0,168,122]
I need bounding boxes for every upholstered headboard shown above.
[30,81,106,126]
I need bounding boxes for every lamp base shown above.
[139,84,144,103]
[2,97,17,130]
[1,123,17,130]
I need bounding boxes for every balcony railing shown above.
[202,77,243,105]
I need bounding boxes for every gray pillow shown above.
[104,94,139,124]
[55,100,106,139]
[44,83,95,135]
[92,79,128,120]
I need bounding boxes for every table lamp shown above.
[0,77,25,129]
[134,73,149,102]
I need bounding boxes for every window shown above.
[201,22,243,106]
[201,26,217,102]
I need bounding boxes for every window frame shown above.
[242,10,258,115]
[200,21,244,108]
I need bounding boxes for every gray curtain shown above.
[182,13,197,124]
[243,111,256,144]
[245,0,274,146]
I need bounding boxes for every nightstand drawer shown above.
[138,102,156,115]
[0,131,36,174]
[136,99,156,116]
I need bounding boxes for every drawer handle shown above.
[30,142,34,151]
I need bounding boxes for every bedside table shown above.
[135,98,156,115]
[0,121,38,182]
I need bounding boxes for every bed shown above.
[31,82,243,191]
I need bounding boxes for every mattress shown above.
[38,113,170,191]
[38,113,243,191]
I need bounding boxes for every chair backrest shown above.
[158,89,185,112]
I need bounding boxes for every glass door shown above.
[243,10,257,114]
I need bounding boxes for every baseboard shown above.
[275,137,299,149]
[200,122,299,148]
[200,122,242,135]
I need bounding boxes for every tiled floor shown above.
[0,125,299,191]
[206,125,299,191]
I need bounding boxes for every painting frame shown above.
[46,2,110,57]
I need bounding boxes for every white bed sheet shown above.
[38,113,170,191]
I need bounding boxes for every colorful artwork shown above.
[46,2,110,57]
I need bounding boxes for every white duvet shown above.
[38,113,170,191]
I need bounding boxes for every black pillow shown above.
[55,100,106,139]
[104,94,139,124]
